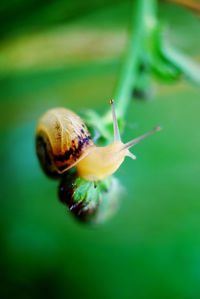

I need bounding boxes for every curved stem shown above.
[103,0,157,123]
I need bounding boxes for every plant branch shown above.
[103,0,157,124]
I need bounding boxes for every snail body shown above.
[76,142,127,181]
[36,100,161,180]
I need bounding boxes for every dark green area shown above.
[1,1,200,298]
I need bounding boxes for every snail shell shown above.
[36,108,94,178]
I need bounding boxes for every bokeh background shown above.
[1,0,200,298]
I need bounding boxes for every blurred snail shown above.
[36,100,161,180]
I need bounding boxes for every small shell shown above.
[36,108,94,177]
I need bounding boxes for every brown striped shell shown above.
[36,108,94,178]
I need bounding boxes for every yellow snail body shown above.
[36,100,161,180]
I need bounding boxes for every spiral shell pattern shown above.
[36,108,94,177]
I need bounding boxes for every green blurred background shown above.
[1,0,200,298]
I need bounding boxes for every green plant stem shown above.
[103,0,157,124]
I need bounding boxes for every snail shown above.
[36,100,161,180]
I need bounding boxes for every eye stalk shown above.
[110,99,121,142]
[110,99,162,160]
[122,125,162,157]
